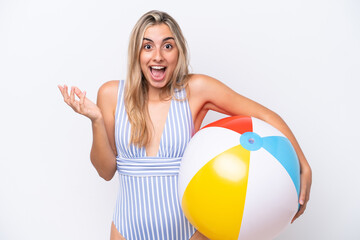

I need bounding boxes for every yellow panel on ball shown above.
[181,145,251,240]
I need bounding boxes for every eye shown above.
[144,44,152,50]
[164,43,173,49]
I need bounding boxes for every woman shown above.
[58,10,311,240]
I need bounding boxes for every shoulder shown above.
[98,80,120,97]
[187,74,225,97]
[188,74,222,89]
[97,80,121,110]
[188,74,211,87]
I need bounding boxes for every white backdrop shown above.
[1,0,359,239]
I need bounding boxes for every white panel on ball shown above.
[237,149,299,240]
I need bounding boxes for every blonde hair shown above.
[124,10,189,147]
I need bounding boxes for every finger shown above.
[58,85,66,99]
[59,85,71,105]
[68,87,81,112]
[58,85,63,93]
[73,87,84,111]
[74,87,82,98]
[299,189,306,205]
[299,177,311,205]
[58,85,67,97]
[70,86,76,105]
[63,85,71,104]
[79,91,86,111]
[291,203,307,223]
[291,213,299,223]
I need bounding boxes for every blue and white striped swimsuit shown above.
[113,80,196,240]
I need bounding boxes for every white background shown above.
[1,0,359,239]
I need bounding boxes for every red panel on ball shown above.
[202,116,253,135]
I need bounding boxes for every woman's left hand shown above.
[292,160,312,223]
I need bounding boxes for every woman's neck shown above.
[147,86,171,102]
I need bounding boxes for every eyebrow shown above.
[143,37,175,42]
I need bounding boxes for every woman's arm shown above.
[188,74,312,222]
[58,81,118,181]
[90,81,118,180]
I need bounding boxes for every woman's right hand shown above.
[58,85,102,122]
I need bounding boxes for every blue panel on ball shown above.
[240,132,263,151]
[262,136,300,197]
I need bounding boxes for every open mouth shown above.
[150,66,166,81]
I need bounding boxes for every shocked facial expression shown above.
[140,23,179,91]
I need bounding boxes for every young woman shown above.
[58,10,311,240]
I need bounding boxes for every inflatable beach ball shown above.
[178,116,300,240]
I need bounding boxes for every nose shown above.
[153,48,164,62]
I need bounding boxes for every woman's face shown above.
[140,23,179,91]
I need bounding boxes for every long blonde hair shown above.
[124,10,189,147]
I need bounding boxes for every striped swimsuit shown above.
[113,80,196,240]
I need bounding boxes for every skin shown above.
[58,23,312,240]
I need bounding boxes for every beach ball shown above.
[178,116,300,240]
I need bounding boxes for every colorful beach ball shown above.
[178,116,300,240]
